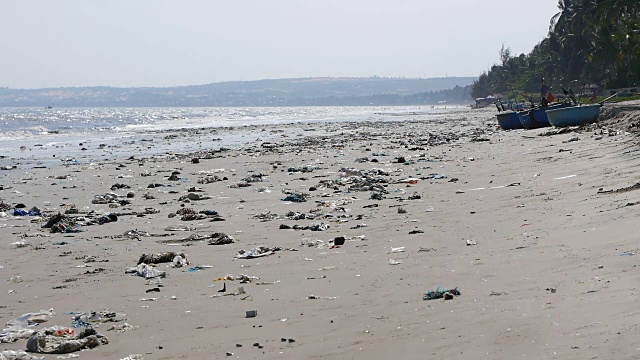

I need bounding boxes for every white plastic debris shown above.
[125,264,166,279]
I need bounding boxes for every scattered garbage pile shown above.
[281,190,309,202]
[242,173,267,183]
[1,309,112,356]
[235,246,282,259]
[158,232,235,245]
[91,192,131,206]
[84,213,118,226]
[174,208,223,221]
[13,207,41,216]
[70,310,127,328]
[178,193,212,202]
[138,251,188,266]
[26,327,109,354]
[0,200,11,211]
[287,165,319,173]
[207,232,235,245]
[1,309,55,344]
[313,168,391,194]
[252,212,280,221]
[423,287,461,300]
[197,174,223,184]
[125,263,166,279]
[279,222,330,231]
[0,349,43,360]
[41,213,81,233]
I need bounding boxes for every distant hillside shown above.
[0,77,475,107]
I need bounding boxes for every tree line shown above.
[471,0,639,100]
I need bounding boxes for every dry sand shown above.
[2,102,640,359]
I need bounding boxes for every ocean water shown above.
[0,106,464,168]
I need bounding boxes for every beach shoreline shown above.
[2,102,640,359]
[0,105,465,170]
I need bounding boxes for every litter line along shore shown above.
[2,102,640,359]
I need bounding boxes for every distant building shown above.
[474,96,498,108]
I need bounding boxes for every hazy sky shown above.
[2,1,559,89]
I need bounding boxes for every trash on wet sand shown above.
[207,232,235,245]
[187,265,213,272]
[106,323,138,333]
[13,207,41,216]
[423,287,461,300]
[0,350,43,360]
[245,310,257,318]
[138,252,187,265]
[307,295,337,300]
[5,309,54,329]
[41,214,81,233]
[120,355,143,360]
[158,233,235,245]
[281,190,309,202]
[70,311,126,328]
[1,310,55,344]
[125,264,166,279]
[235,246,281,259]
[214,274,259,283]
[26,328,108,354]
[164,225,195,232]
[178,193,212,202]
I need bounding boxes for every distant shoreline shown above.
[0,77,475,107]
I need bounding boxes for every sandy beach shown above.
[2,102,640,359]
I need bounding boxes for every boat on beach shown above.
[517,102,573,129]
[546,104,601,127]
[496,111,523,130]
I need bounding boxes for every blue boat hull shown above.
[496,111,523,130]
[547,104,601,127]
[518,103,573,129]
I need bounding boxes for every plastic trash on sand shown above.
[207,232,235,245]
[423,287,461,300]
[125,264,166,279]
[1,310,54,344]
[70,311,127,328]
[172,255,189,268]
[120,355,143,360]
[0,350,43,360]
[26,328,108,354]
[281,190,309,203]
[4,309,54,331]
[138,252,187,266]
[235,247,280,259]
[106,323,138,333]
[400,178,419,184]
[300,239,327,248]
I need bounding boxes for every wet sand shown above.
[2,102,640,359]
